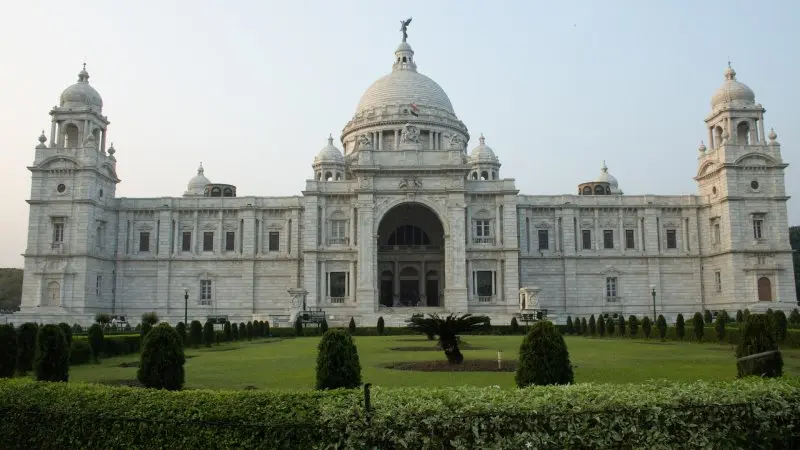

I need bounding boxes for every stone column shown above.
[393,260,400,304]
[495,205,501,245]
[193,211,199,254]
[218,210,224,252]
[466,259,472,302]
[349,260,356,303]
[445,201,468,313]
[356,198,376,314]
[394,129,399,149]
[50,120,57,148]
[594,209,600,251]
[350,206,356,246]
[758,113,766,143]
[465,205,472,246]
[101,130,107,152]
[320,199,326,247]
[419,260,425,304]
[319,260,326,304]
[708,127,714,149]
[618,209,624,252]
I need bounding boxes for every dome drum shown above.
[204,184,236,198]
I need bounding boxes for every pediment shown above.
[735,153,776,167]
[39,156,79,170]
[696,161,716,178]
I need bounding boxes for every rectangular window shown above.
[268,231,280,251]
[329,220,347,245]
[603,230,614,249]
[96,274,102,296]
[200,279,212,305]
[582,230,592,250]
[713,223,721,245]
[714,271,722,293]
[537,229,549,250]
[328,272,347,299]
[53,222,64,244]
[474,270,494,297]
[96,225,105,250]
[605,277,618,299]
[225,231,235,251]
[753,219,763,239]
[182,232,192,252]
[475,220,491,237]
[139,232,150,252]
[666,229,677,249]
[625,229,635,249]
[203,232,214,252]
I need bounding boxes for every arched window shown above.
[210,187,221,197]
[325,172,333,181]
[757,277,772,301]
[594,185,605,195]
[713,126,723,147]
[737,121,750,145]
[472,172,478,180]
[480,171,489,180]
[582,186,592,195]
[45,281,60,306]
[335,173,342,181]
[64,124,80,148]
[387,225,431,246]
[222,187,233,197]
[399,266,418,278]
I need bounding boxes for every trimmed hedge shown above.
[33,324,69,382]
[0,378,797,448]
[16,323,38,374]
[0,325,16,378]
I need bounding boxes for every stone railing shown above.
[476,295,495,304]
[473,237,495,245]
[327,296,347,304]
[326,238,348,246]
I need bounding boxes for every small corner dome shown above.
[596,161,622,193]
[469,134,498,162]
[711,64,755,108]
[186,163,211,195]
[60,65,103,109]
[315,135,344,164]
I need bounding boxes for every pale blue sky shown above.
[0,0,798,267]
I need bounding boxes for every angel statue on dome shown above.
[400,17,412,42]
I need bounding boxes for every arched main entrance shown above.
[377,203,445,308]
[757,277,772,301]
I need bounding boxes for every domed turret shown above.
[312,135,345,181]
[184,163,211,197]
[711,63,755,109]
[468,134,501,180]
[59,64,103,110]
[578,161,622,195]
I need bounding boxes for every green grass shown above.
[68,335,800,390]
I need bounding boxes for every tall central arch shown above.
[376,202,445,308]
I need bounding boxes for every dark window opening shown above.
[182,232,191,251]
[268,231,280,251]
[203,232,214,252]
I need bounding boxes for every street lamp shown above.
[650,285,657,321]
[184,288,189,325]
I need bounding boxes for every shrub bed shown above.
[0,378,797,448]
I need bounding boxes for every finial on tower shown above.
[400,17,412,42]
[601,160,608,172]
[198,162,204,175]
[78,63,90,82]
[327,133,334,145]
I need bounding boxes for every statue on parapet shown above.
[400,123,419,143]
[400,17,412,42]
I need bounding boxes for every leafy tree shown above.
[189,321,203,348]
[232,322,239,340]
[656,315,667,340]
[57,322,72,346]
[294,316,303,337]
[736,314,783,378]
[675,314,685,340]
[33,324,69,382]
[377,316,385,335]
[264,320,270,337]
[141,312,159,327]
[628,316,639,338]
[251,320,259,338]
[239,322,248,340]
[588,315,596,336]
[87,323,103,363]
[203,321,214,347]
[704,310,713,325]
[348,317,356,335]
[773,310,788,342]
[510,317,519,334]
[138,323,185,390]
[597,315,606,337]
[515,321,573,387]
[565,316,574,335]
[175,322,187,345]
[320,318,329,334]
[605,317,615,336]
[0,324,16,378]
[315,329,362,390]
[223,321,232,341]
[246,321,253,340]
[406,313,490,364]
[94,313,111,328]
[580,317,588,336]
[641,317,652,339]
[788,308,800,326]
[736,310,744,323]
[715,312,727,342]
[575,317,583,335]
[692,312,704,342]
[718,310,729,324]
[617,316,626,337]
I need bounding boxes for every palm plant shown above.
[406,313,490,364]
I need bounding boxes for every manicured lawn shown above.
[69,335,800,390]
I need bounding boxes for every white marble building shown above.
[16,33,797,327]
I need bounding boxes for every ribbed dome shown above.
[60,65,103,109]
[185,163,211,196]
[596,161,622,194]
[711,65,755,108]
[315,135,344,164]
[469,134,498,162]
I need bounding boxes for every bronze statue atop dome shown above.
[400,17,412,42]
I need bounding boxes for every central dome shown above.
[355,42,455,116]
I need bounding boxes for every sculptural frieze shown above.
[448,133,465,150]
[399,176,422,190]
[400,123,420,143]
[357,134,373,149]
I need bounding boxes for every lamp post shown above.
[184,288,189,325]
[650,285,656,321]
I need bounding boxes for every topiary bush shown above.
[789,309,800,327]
[0,325,16,378]
[190,321,203,348]
[137,323,185,390]
[87,323,103,363]
[704,310,713,325]
[315,329,362,390]
[606,317,615,336]
[239,322,248,340]
[246,321,253,341]
[264,320,270,337]
[743,309,751,324]
[575,317,583,335]
[736,310,744,323]
[692,313,704,342]
[628,316,638,338]
[736,314,783,378]
[597,315,606,337]
[348,317,356,335]
[175,322,187,345]
[377,317,385,335]
[588,315,596,336]
[675,314,685,340]
[223,321,232,341]
[33,324,69,382]
[656,315,667,340]
[580,317,587,336]
[16,323,38,374]
[510,317,519,334]
[294,316,303,337]
[715,312,727,342]
[320,318,329,334]
[773,310,787,342]
[515,321,573,387]
[565,316,574,335]
[57,323,72,346]
[641,317,652,339]
[232,323,239,340]
[617,316,626,337]
[203,321,214,347]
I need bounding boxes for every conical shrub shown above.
[641,317,652,338]
[16,323,38,373]
[565,316,574,335]
[515,321,573,387]
[137,323,185,390]
[377,316,385,335]
[33,324,69,382]
[675,314,685,340]
[0,324,17,378]
[692,312,704,342]
[588,315,596,336]
[736,314,782,378]
[628,316,639,338]
[597,315,606,336]
[315,329,361,390]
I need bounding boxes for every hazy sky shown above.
[1,0,798,268]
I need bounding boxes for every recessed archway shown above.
[377,202,445,308]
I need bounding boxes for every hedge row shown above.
[0,378,797,448]
[69,334,142,365]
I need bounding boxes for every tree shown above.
[189,321,203,348]
[141,312,159,327]
[320,318,329,334]
[628,316,639,338]
[223,321,232,341]
[175,322,187,345]
[736,314,783,378]
[715,312,727,342]
[232,322,239,340]
[656,315,667,340]
[33,324,69,382]
[773,310,788,342]
[581,317,588,336]
[588,315,596,336]
[641,317,652,339]
[736,310,744,323]
[617,316,626,337]
[203,321,214,347]
[565,316,574,335]
[294,316,303,337]
[606,316,615,336]
[377,316,386,335]
[239,322,248,340]
[315,329,362,390]
[94,313,111,328]
[675,314,685,340]
[597,315,606,337]
[16,323,38,374]
[264,320,270,337]
[87,323,104,363]
[743,309,751,324]
[510,317,520,334]
[246,321,253,340]
[704,310,713,325]
[575,317,583,335]
[406,313,490,364]
[0,324,16,378]
[692,312,704,342]
[57,322,72,346]
[515,321,573,387]
[137,323,185,390]
[788,308,800,326]
[348,317,356,335]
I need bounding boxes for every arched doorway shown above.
[44,281,60,306]
[377,203,445,308]
[757,277,772,301]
